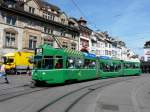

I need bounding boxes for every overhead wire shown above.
[70,0,100,30]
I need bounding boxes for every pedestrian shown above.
[0,63,9,84]
[27,66,31,76]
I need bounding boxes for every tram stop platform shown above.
[94,74,150,112]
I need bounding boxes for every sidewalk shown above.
[0,75,31,90]
[95,74,150,112]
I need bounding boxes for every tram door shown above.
[66,58,78,80]
[96,59,99,78]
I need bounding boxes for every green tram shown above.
[31,44,141,85]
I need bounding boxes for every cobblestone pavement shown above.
[0,75,31,90]
[0,74,150,112]
[95,74,150,112]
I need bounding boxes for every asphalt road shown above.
[0,74,149,112]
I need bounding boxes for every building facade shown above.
[90,32,105,56]
[144,41,150,62]
[90,31,130,60]
[77,17,92,52]
[0,0,136,61]
[0,0,80,57]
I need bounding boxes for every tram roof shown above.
[64,48,83,57]
[83,53,96,58]
[123,58,140,63]
[98,56,111,60]
[39,44,83,57]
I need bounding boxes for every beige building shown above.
[77,17,92,52]
[0,0,80,56]
[90,31,130,60]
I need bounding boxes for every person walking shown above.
[0,63,9,84]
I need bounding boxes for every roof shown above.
[41,1,60,11]
[3,53,15,57]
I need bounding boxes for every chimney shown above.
[78,17,87,26]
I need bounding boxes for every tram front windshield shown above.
[34,56,54,69]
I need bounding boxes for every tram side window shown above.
[132,63,136,69]
[55,56,63,69]
[36,61,42,68]
[84,59,96,69]
[124,63,127,69]
[75,58,83,69]
[129,63,133,68]
[100,62,121,72]
[100,62,110,72]
[99,62,103,70]
[84,59,90,69]
[124,63,130,69]
[117,63,121,71]
[114,64,118,71]
[109,63,115,72]
[42,56,54,69]
[89,60,96,69]
[66,58,75,69]
[135,63,140,68]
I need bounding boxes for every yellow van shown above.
[2,51,34,74]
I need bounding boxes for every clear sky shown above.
[48,0,150,56]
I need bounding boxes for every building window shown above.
[105,43,108,47]
[148,57,150,61]
[109,51,112,56]
[43,13,47,19]
[105,50,108,55]
[29,7,35,14]
[44,37,53,47]
[81,40,89,47]
[43,12,55,21]
[60,31,65,37]
[6,16,16,26]
[109,44,111,48]
[29,36,37,49]
[48,14,54,20]
[61,18,65,24]
[44,27,53,34]
[27,20,35,27]
[5,32,16,47]
[62,42,68,48]
[71,43,76,50]
[71,34,76,39]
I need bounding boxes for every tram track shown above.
[0,86,49,102]
[37,76,139,112]
[0,83,30,92]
